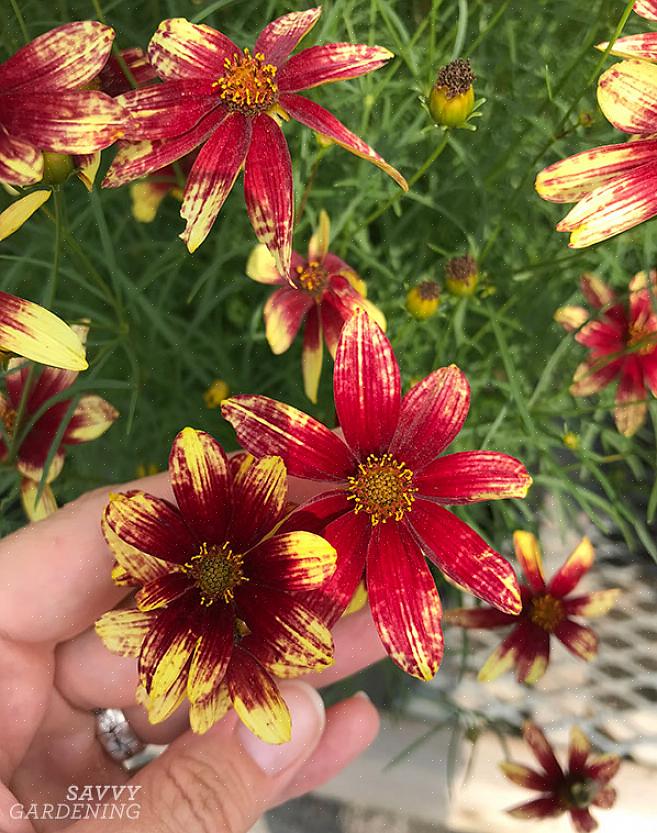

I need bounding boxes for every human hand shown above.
[0,471,384,832]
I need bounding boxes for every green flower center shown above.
[185,542,248,606]
[529,593,565,632]
[347,453,417,525]
[214,48,278,115]
[561,778,600,810]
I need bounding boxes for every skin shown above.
[0,471,385,832]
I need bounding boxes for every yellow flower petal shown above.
[20,479,57,522]
[130,181,169,223]
[95,608,154,657]
[246,242,283,284]
[598,59,657,134]
[307,209,331,260]
[0,190,50,240]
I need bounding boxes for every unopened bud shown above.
[41,152,74,186]
[406,281,440,320]
[429,59,475,128]
[445,255,479,297]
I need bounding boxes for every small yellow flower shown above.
[406,280,441,320]
[429,59,475,128]
[445,255,479,297]
[563,432,579,450]
[204,379,230,409]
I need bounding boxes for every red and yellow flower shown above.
[555,272,657,436]
[535,2,657,247]
[502,722,620,833]
[103,8,407,270]
[446,531,619,684]
[222,313,532,681]
[96,428,336,742]
[247,210,386,402]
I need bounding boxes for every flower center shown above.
[529,594,565,632]
[416,280,440,301]
[214,48,278,115]
[434,58,475,99]
[347,453,417,525]
[627,323,657,356]
[561,778,600,810]
[185,542,248,606]
[294,260,329,295]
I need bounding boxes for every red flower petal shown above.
[367,520,443,680]
[569,808,598,833]
[477,622,527,681]
[302,305,324,404]
[515,625,550,684]
[635,0,657,20]
[229,455,287,551]
[245,530,336,590]
[321,294,349,357]
[586,754,621,784]
[0,128,42,185]
[135,571,192,611]
[278,43,393,92]
[62,395,117,444]
[563,589,621,618]
[410,499,521,614]
[554,618,598,661]
[570,357,622,397]
[593,786,617,809]
[569,726,592,774]
[334,312,400,459]
[187,605,234,702]
[181,112,252,253]
[264,286,313,354]
[549,537,594,597]
[169,427,231,545]
[225,648,290,743]
[444,606,517,629]
[523,722,564,780]
[508,797,563,820]
[415,451,531,503]
[244,114,294,276]
[615,356,648,436]
[499,762,556,791]
[279,489,352,535]
[222,394,354,480]
[513,530,546,592]
[138,598,198,691]
[389,366,470,471]
[148,18,240,81]
[255,8,322,66]
[118,81,218,141]
[279,92,408,190]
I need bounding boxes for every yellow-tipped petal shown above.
[598,59,657,134]
[20,479,57,522]
[246,242,283,284]
[130,181,169,223]
[95,608,153,657]
[308,209,331,260]
[0,190,50,241]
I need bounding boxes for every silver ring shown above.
[94,708,146,768]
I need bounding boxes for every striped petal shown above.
[279,92,408,190]
[523,722,564,779]
[389,365,470,470]
[255,8,322,66]
[0,128,42,185]
[63,395,118,444]
[513,530,546,592]
[508,798,563,821]
[245,530,336,590]
[600,32,657,61]
[169,427,231,544]
[102,506,172,586]
[244,114,294,276]
[570,357,622,396]
[536,140,657,203]
[118,81,218,141]
[444,606,517,629]
[515,625,550,684]
[598,59,657,134]
[302,305,323,404]
[148,18,239,81]
[135,572,192,611]
[0,21,114,93]
[477,623,526,682]
[189,684,231,734]
[187,606,234,702]
[635,0,657,19]
[415,451,532,503]
[138,600,198,693]
[615,358,647,436]
[554,618,598,660]
[278,43,393,92]
[98,47,157,97]
[0,291,87,370]
[263,287,313,354]
[143,671,189,724]
[246,243,286,285]
[367,520,444,680]
[20,478,57,522]
[549,537,594,597]
[411,499,522,614]
[0,191,51,241]
[226,649,290,744]
[569,726,591,774]
[499,762,555,791]
[334,312,401,459]
[229,454,287,551]
[563,589,621,618]
[104,490,195,565]
[95,608,154,657]
[221,394,354,480]
[180,112,250,253]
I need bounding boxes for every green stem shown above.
[8,0,28,42]
[296,147,328,221]
[44,190,63,308]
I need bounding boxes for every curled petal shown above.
[499,762,555,791]
[415,451,532,504]
[64,395,118,443]
[549,536,594,597]
[246,530,336,590]
[230,455,287,551]
[279,43,393,92]
[148,18,239,81]
[0,190,50,241]
[444,606,517,629]
[554,618,598,661]
[95,608,154,657]
[563,589,621,618]
[263,287,313,354]
[0,128,42,186]
[255,8,322,66]
[226,649,291,743]
[522,722,564,780]
[302,306,323,404]
[581,274,617,309]
[308,209,331,260]
[598,60,657,134]
[513,530,545,592]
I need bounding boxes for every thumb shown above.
[124,682,325,833]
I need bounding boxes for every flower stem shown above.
[8,0,28,43]
[296,147,328,221]
[44,189,63,309]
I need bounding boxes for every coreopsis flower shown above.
[406,280,440,320]
[0,324,117,490]
[96,428,336,742]
[103,8,408,270]
[502,722,620,832]
[428,59,475,128]
[555,272,657,436]
[222,313,532,681]
[0,291,87,370]
[535,2,657,247]
[446,531,620,684]
[445,254,478,297]
[0,21,125,188]
[247,209,386,402]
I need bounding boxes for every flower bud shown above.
[429,59,475,128]
[563,432,579,450]
[204,378,230,409]
[41,152,75,186]
[445,255,479,297]
[406,280,440,320]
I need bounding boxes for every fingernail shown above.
[353,690,372,703]
[238,681,326,776]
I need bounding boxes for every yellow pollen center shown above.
[347,453,417,525]
[628,323,657,356]
[185,542,248,606]
[529,594,565,632]
[295,260,329,295]
[214,48,278,115]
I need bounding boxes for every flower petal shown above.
[367,521,444,680]
[334,312,401,459]
[570,809,598,833]
[523,722,564,779]
[279,43,393,92]
[222,394,354,480]
[389,365,470,470]
[227,648,291,743]
[245,530,336,590]
[599,32,657,61]
[581,274,617,309]
[302,305,324,404]
[255,8,323,66]
[570,357,622,396]
[477,624,526,682]
[102,506,172,586]
[229,455,287,551]
[444,606,517,629]
[554,305,589,332]
[0,128,42,185]
[554,618,598,660]
[507,798,563,820]
[515,625,550,684]
[143,671,189,724]
[569,726,591,774]
[138,600,198,694]
[187,606,234,702]
[535,139,657,203]
[563,589,621,618]
[549,537,594,597]
[263,287,313,354]
[0,191,51,243]
[279,92,408,190]
[513,530,546,592]
[135,572,192,611]
[63,395,118,443]
[104,490,194,565]
[95,608,154,657]
[180,112,251,253]
[246,243,286,285]
[98,47,157,97]
[635,0,657,19]
[615,357,647,436]
[308,209,331,259]
[411,499,522,614]
[499,763,555,791]
[586,754,621,783]
[0,21,114,93]
[415,451,532,504]
[598,59,657,134]
[118,81,218,141]
[189,683,231,734]
[169,427,231,544]
[148,18,240,81]
[244,114,294,276]
[593,786,617,809]
[20,479,57,522]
